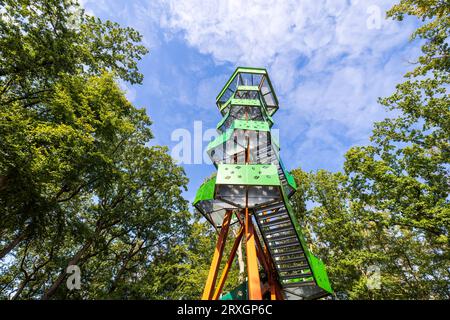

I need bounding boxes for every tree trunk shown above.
[12,277,29,300]
[109,240,144,294]
[0,175,7,191]
[0,232,27,260]
[41,240,92,300]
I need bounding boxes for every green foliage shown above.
[290,1,449,300]
[0,0,148,96]
[0,0,213,300]
[355,0,450,236]
[291,169,449,299]
[344,0,449,284]
[164,215,242,300]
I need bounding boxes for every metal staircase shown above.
[254,202,324,299]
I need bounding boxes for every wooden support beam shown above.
[254,225,278,300]
[234,210,243,226]
[202,210,232,300]
[212,226,244,300]
[254,230,271,277]
[269,277,277,300]
[245,207,262,300]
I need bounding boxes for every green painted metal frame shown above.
[216,104,274,131]
[219,98,260,114]
[279,158,297,191]
[208,119,270,151]
[193,176,216,206]
[216,67,267,102]
[216,67,280,115]
[279,187,333,294]
[216,164,280,186]
[207,129,234,151]
[205,123,296,193]
[218,92,277,117]
[193,176,240,229]
[236,85,260,92]
[194,164,283,203]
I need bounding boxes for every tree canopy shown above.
[0,0,213,299]
[290,0,449,300]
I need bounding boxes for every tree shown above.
[291,168,449,299]
[291,169,388,299]
[0,0,148,259]
[0,0,206,300]
[345,0,449,240]
[0,0,147,104]
[289,1,449,299]
[304,0,449,299]
[0,69,194,299]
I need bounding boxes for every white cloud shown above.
[77,0,422,172]
[161,0,421,171]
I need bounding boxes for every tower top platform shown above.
[216,67,279,116]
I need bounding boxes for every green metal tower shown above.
[195,67,332,300]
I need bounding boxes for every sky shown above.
[80,0,422,203]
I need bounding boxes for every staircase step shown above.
[267,234,297,242]
[270,241,299,250]
[280,272,313,280]
[256,155,274,162]
[272,249,304,257]
[257,209,288,221]
[282,280,316,288]
[275,256,307,264]
[277,265,310,273]
[261,217,291,227]
[260,213,289,222]
[264,225,294,235]
[255,202,285,213]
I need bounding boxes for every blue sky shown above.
[80,0,422,203]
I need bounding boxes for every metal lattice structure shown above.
[194,67,333,300]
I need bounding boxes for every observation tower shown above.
[194,67,332,300]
